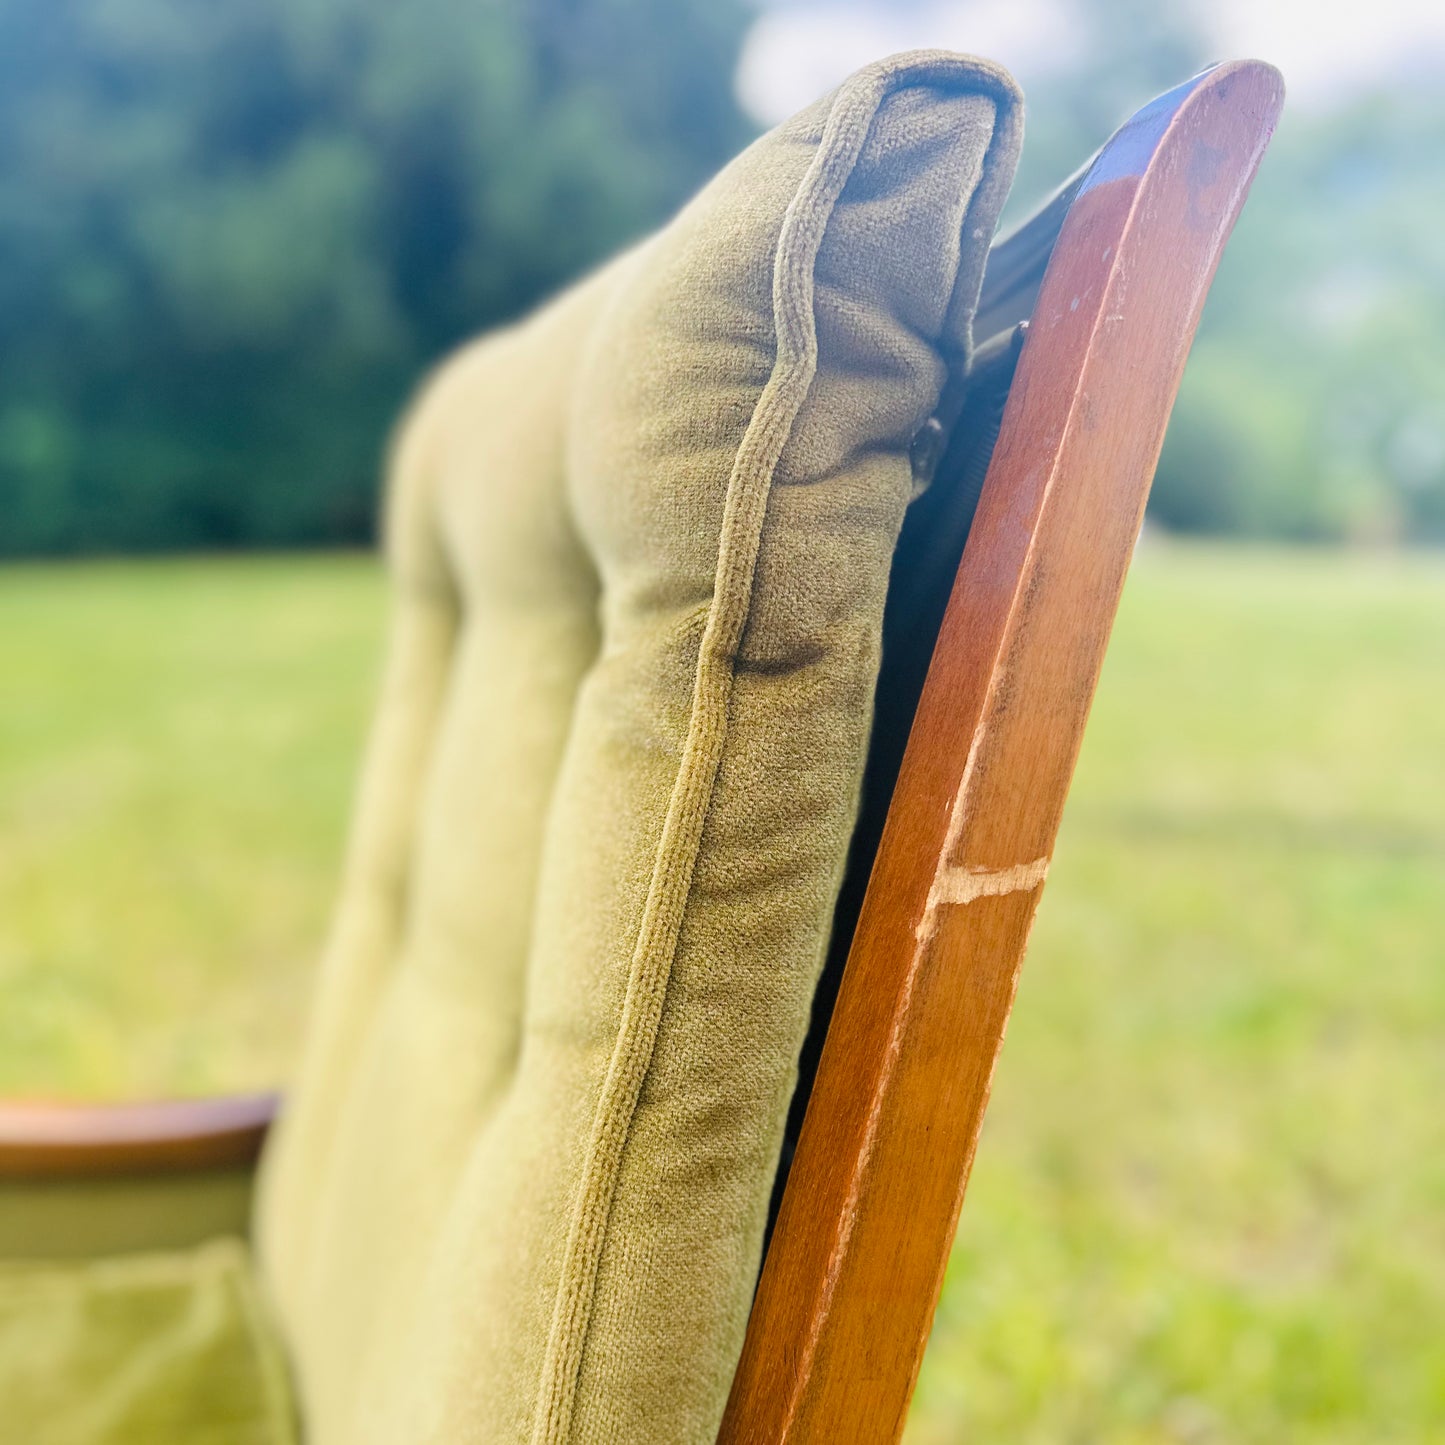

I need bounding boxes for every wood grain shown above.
[0,1093,277,1178]
[720,60,1284,1444]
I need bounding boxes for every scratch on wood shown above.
[916,858,1050,940]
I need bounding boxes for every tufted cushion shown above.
[256,50,1021,1445]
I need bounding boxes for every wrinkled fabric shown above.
[0,1239,294,1445]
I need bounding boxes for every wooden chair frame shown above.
[721,59,1283,1442]
[0,57,1283,1445]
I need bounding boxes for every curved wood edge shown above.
[975,64,1243,344]
[720,59,1285,1444]
[0,1092,278,1179]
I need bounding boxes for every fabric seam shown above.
[528,54,1018,1445]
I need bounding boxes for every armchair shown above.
[0,55,1282,1445]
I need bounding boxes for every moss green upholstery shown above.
[0,1240,295,1445]
[258,50,1020,1443]
[0,49,1020,1445]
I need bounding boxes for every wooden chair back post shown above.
[720,60,1284,1444]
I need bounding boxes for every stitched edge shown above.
[529,53,1020,1445]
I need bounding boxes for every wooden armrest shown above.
[0,1092,279,1179]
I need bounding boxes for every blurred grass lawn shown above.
[1,545,1442,1441]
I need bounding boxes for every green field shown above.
[1,547,1442,1440]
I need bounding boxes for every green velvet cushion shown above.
[255,49,1022,1445]
[0,1239,294,1445]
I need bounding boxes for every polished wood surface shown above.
[720,60,1284,1444]
[0,1092,277,1178]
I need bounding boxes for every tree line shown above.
[1,0,1440,555]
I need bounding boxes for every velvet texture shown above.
[257,50,1020,1445]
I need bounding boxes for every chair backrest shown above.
[721,59,1284,1444]
[255,54,1031,1445]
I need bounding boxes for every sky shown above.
[736,0,1445,124]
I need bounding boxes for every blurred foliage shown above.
[1002,0,1445,544]
[1,0,1442,550]
[1157,87,1445,544]
[0,0,753,554]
